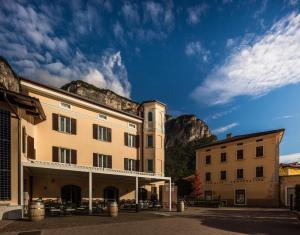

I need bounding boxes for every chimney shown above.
[226,133,232,139]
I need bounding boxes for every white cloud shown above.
[122,2,140,25]
[191,13,300,105]
[285,0,299,6]
[185,41,210,62]
[0,1,132,98]
[212,122,239,134]
[210,107,238,120]
[253,0,268,19]
[187,4,208,25]
[280,152,300,163]
[113,21,125,43]
[88,51,131,98]
[120,1,175,42]
[273,115,295,120]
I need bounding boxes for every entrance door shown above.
[139,188,148,201]
[103,186,119,202]
[61,185,81,205]
[235,189,246,205]
[287,187,295,206]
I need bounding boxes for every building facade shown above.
[0,58,171,219]
[195,130,284,207]
[279,163,300,207]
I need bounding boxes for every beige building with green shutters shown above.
[0,58,171,219]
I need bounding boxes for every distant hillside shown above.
[165,114,216,182]
[61,80,139,115]
[165,114,212,148]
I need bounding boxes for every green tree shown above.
[165,135,217,182]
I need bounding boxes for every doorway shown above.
[103,186,119,202]
[61,185,81,205]
[235,189,246,205]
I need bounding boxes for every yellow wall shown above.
[279,167,300,176]
[19,81,165,175]
[143,102,165,175]
[196,132,282,206]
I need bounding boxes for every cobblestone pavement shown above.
[0,208,299,235]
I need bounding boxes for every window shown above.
[256,146,264,157]
[220,171,227,180]
[60,102,71,110]
[59,148,71,163]
[27,136,35,159]
[124,133,139,148]
[53,114,76,134]
[204,191,212,200]
[147,159,154,172]
[0,109,11,200]
[98,113,107,120]
[147,135,154,148]
[124,158,139,171]
[237,169,244,179]
[93,153,112,168]
[59,115,71,133]
[93,124,112,142]
[256,166,264,178]
[205,172,211,181]
[128,122,136,129]
[148,112,153,122]
[52,146,77,164]
[237,149,244,160]
[98,126,111,141]
[205,155,211,164]
[220,153,227,162]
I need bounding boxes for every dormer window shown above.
[60,102,71,110]
[98,113,107,120]
[148,112,153,122]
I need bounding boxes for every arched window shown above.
[148,112,153,122]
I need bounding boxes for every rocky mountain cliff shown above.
[165,114,212,148]
[61,80,140,115]
[0,57,20,92]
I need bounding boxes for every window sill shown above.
[96,139,111,143]
[56,130,73,135]
[255,156,264,158]
[236,158,244,161]
[220,161,227,163]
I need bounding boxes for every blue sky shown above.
[1,0,300,162]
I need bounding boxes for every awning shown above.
[0,88,46,122]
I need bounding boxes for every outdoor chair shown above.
[64,203,76,215]
[49,203,63,216]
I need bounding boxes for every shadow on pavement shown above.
[181,209,300,235]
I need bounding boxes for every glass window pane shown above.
[60,117,65,132]
[66,118,71,133]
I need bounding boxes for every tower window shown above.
[148,112,153,122]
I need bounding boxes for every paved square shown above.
[0,208,299,235]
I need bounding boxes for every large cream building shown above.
[0,58,171,219]
[195,129,284,207]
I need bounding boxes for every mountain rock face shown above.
[165,114,212,148]
[61,80,140,115]
[0,57,20,92]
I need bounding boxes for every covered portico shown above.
[20,159,172,217]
